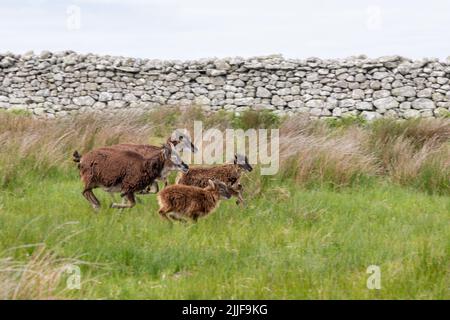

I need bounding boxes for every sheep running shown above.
[176,154,252,205]
[73,142,188,211]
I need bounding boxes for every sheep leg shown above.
[158,207,171,221]
[138,181,159,194]
[236,194,244,207]
[168,212,188,223]
[111,192,136,209]
[82,189,100,211]
[149,181,159,193]
[118,193,142,204]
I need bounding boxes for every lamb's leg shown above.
[236,193,244,207]
[149,181,159,193]
[108,192,120,205]
[111,192,136,209]
[117,193,142,205]
[82,189,100,211]
[139,181,159,194]
[158,207,171,221]
[168,212,188,223]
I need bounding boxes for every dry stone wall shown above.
[1,51,450,119]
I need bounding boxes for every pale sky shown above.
[1,0,449,60]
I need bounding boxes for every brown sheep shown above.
[157,179,232,222]
[110,132,197,193]
[228,183,244,205]
[73,143,188,211]
[176,154,252,205]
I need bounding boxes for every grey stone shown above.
[306,99,325,109]
[33,107,46,115]
[417,88,432,98]
[287,100,304,108]
[0,51,448,118]
[108,100,128,109]
[403,109,420,118]
[334,80,348,88]
[277,88,291,96]
[369,81,381,90]
[99,92,113,101]
[356,101,373,110]
[354,73,366,82]
[412,98,435,109]
[194,95,211,105]
[0,102,10,109]
[400,102,411,110]
[271,95,286,106]
[207,69,227,76]
[192,87,208,95]
[306,73,319,82]
[124,93,138,102]
[214,60,231,70]
[73,96,95,106]
[234,97,254,106]
[373,72,390,80]
[256,87,272,98]
[361,111,382,121]
[340,99,356,108]
[373,97,399,110]
[309,108,322,116]
[196,76,211,84]
[373,90,391,100]
[392,86,416,97]
[114,66,140,73]
[432,92,445,102]
[352,89,365,100]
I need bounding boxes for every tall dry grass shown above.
[0,111,156,187]
[278,115,450,193]
[0,109,449,193]
[366,119,450,193]
[279,116,380,188]
[0,244,85,300]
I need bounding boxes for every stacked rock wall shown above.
[1,51,450,119]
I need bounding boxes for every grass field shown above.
[0,109,449,299]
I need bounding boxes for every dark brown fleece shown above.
[157,184,222,220]
[177,164,242,188]
[111,137,181,158]
[78,147,164,194]
[110,143,161,158]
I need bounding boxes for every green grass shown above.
[1,170,449,299]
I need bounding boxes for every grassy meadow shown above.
[0,108,449,299]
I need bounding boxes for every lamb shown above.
[109,131,197,193]
[73,142,188,211]
[157,179,232,222]
[176,154,252,205]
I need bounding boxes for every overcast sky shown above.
[1,0,449,60]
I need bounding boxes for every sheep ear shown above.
[163,142,173,152]
[162,145,171,159]
[166,137,176,146]
[208,179,215,189]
